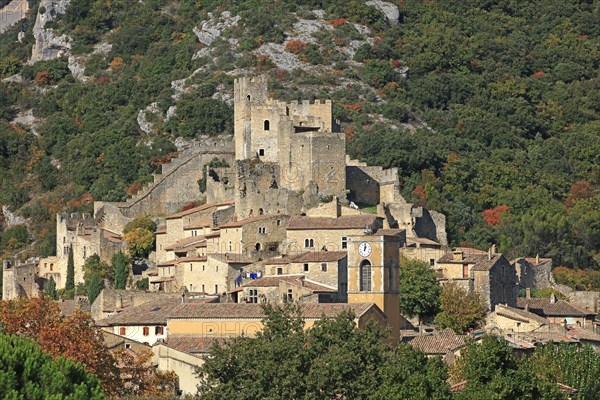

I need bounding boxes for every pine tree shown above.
[112,252,129,290]
[44,276,57,300]
[66,244,75,291]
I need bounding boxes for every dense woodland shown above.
[0,0,599,273]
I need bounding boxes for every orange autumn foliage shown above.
[482,205,510,225]
[285,39,308,54]
[0,296,121,395]
[113,349,177,396]
[564,180,595,209]
[329,18,347,27]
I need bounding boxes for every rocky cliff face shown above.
[30,0,71,63]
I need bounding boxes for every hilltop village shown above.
[3,77,600,395]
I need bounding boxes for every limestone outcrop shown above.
[30,0,71,63]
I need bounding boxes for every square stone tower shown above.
[347,232,404,342]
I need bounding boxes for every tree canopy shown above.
[434,283,486,334]
[399,257,440,316]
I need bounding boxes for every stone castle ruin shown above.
[3,76,447,298]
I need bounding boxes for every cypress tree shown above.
[45,276,57,300]
[112,252,128,290]
[65,244,75,291]
[87,274,104,305]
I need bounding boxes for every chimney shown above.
[491,244,497,254]
[115,295,123,309]
[452,250,464,261]
[526,288,531,299]
[550,292,557,304]
[488,248,492,260]
[535,254,539,264]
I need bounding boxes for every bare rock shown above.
[2,205,29,228]
[68,55,89,83]
[137,102,161,134]
[365,0,399,25]
[31,0,72,63]
[193,11,240,46]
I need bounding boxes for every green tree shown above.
[371,344,450,400]
[65,244,75,292]
[45,276,58,300]
[434,283,486,334]
[87,273,104,305]
[452,336,564,400]
[123,217,157,235]
[399,257,441,317]
[0,333,104,399]
[112,252,129,290]
[82,254,111,283]
[197,304,389,399]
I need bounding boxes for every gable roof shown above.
[287,215,382,230]
[408,328,467,355]
[218,213,288,228]
[438,251,506,272]
[164,236,207,251]
[167,302,379,320]
[516,298,594,317]
[242,275,337,293]
[162,336,226,355]
[166,200,234,220]
[494,304,549,325]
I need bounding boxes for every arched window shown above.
[246,95,251,101]
[255,243,261,251]
[360,260,372,291]
[258,208,264,215]
[264,120,270,131]
[304,239,315,248]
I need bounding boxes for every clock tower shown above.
[347,231,404,343]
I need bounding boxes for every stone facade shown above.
[2,259,41,300]
[512,256,554,290]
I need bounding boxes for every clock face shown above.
[358,242,372,257]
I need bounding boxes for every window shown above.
[119,327,126,335]
[277,267,283,275]
[190,284,193,291]
[50,264,53,272]
[258,227,266,234]
[143,326,149,336]
[286,289,293,302]
[125,343,131,349]
[215,284,218,294]
[202,284,205,293]
[155,326,164,335]
[321,263,328,272]
[83,246,86,259]
[255,243,261,251]
[202,265,205,271]
[264,120,270,131]
[360,260,372,291]
[303,263,309,272]
[276,219,281,226]
[341,236,348,250]
[190,264,193,271]
[229,241,232,251]
[259,149,265,156]
[248,289,258,303]
[462,264,469,278]
[216,265,219,272]
[304,238,314,248]
[429,258,435,266]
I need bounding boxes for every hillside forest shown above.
[0,0,599,272]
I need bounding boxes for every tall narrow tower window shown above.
[246,95,251,101]
[264,120,270,131]
[360,260,372,291]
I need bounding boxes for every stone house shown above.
[487,304,552,335]
[153,253,253,295]
[400,236,446,267]
[285,214,384,254]
[262,251,348,300]
[237,275,339,304]
[516,295,595,329]
[511,256,553,290]
[407,328,467,364]
[217,213,290,255]
[2,259,41,300]
[437,248,517,311]
[155,200,235,264]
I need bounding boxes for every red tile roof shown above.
[219,214,288,228]
[516,298,594,317]
[164,236,207,251]
[166,200,234,220]
[167,302,378,320]
[408,328,467,355]
[183,219,212,230]
[162,336,226,355]
[243,275,337,292]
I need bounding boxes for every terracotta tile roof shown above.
[287,215,382,230]
[155,226,167,234]
[97,298,214,327]
[243,275,337,293]
[183,219,211,230]
[57,300,82,317]
[162,336,226,355]
[406,236,441,246]
[408,328,467,355]
[219,214,288,228]
[102,229,122,243]
[520,331,580,344]
[157,256,208,267]
[438,250,504,272]
[164,236,207,251]
[290,251,347,263]
[494,304,550,325]
[168,302,378,320]
[208,253,255,264]
[375,228,405,236]
[166,200,234,220]
[524,257,552,266]
[516,298,594,317]
[566,326,600,342]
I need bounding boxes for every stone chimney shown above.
[526,288,531,299]
[452,250,464,261]
[550,292,557,304]
[536,254,540,264]
[491,244,497,254]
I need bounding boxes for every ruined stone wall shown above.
[205,166,236,204]
[346,166,380,205]
[2,260,39,300]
